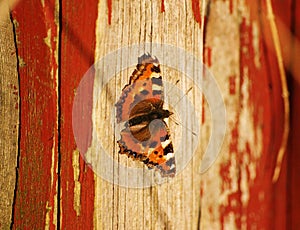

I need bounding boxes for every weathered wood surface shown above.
[59,0,98,229]
[88,1,203,229]
[0,6,19,229]
[0,0,298,229]
[11,0,59,228]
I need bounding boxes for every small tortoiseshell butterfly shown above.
[115,53,176,177]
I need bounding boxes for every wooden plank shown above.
[281,0,300,228]
[200,0,288,229]
[77,0,291,228]
[59,0,98,229]
[201,1,247,228]
[0,6,19,229]
[89,0,204,229]
[11,0,59,228]
[2,0,297,229]
[290,1,300,226]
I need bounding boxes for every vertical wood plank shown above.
[201,1,244,228]
[1,0,298,229]
[59,0,98,229]
[200,0,288,229]
[11,0,59,228]
[89,0,204,229]
[0,6,19,229]
[284,0,300,228]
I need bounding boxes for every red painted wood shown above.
[107,0,112,25]
[241,0,300,229]
[203,46,211,69]
[161,0,165,13]
[215,0,290,228]
[265,1,300,229]
[270,1,295,230]
[11,0,59,228]
[286,0,300,228]
[242,1,287,228]
[288,69,300,230]
[191,0,201,25]
[9,0,300,228]
[60,1,98,229]
[239,14,273,228]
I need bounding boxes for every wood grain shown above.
[201,0,288,228]
[0,8,19,229]
[1,0,299,229]
[90,1,203,229]
[59,0,98,229]
[11,0,59,228]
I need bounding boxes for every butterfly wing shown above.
[118,120,176,177]
[116,54,176,177]
[115,55,163,123]
[144,120,176,177]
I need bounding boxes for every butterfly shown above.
[115,53,176,177]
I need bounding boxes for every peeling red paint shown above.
[219,161,232,191]
[239,1,288,227]
[42,2,59,229]
[220,119,246,229]
[229,0,233,14]
[220,191,243,229]
[219,120,240,228]
[72,67,95,157]
[8,0,300,229]
[191,0,201,26]
[229,75,236,95]
[161,0,165,13]
[11,0,59,228]
[286,0,300,227]
[220,180,243,229]
[229,126,238,154]
[204,46,212,67]
[239,16,270,229]
[107,0,112,25]
[60,0,97,228]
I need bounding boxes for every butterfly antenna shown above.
[167,86,196,136]
[165,79,180,96]
[169,116,197,136]
[173,86,193,105]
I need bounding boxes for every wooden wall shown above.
[0,0,299,229]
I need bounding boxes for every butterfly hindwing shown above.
[117,120,176,177]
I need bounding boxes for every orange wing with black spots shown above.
[117,120,175,177]
[115,54,176,177]
[115,54,164,123]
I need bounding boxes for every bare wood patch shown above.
[89,0,205,229]
[0,9,19,229]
